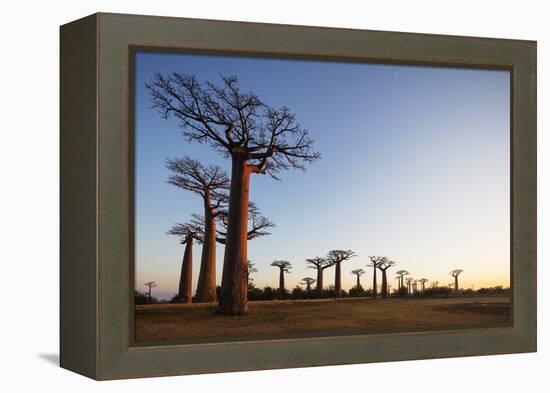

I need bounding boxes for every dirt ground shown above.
[134,295,511,344]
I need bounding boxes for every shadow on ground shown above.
[38,353,59,366]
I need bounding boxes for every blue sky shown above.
[134,51,510,300]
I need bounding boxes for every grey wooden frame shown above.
[60,12,536,380]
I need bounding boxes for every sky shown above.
[134,51,510,300]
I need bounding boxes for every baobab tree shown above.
[166,156,229,303]
[395,276,401,291]
[216,202,274,243]
[301,277,316,292]
[327,250,357,297]
[450,269,463,293]
[418,278,429,292]
[412,280,418,294]
[306,256,332,293]
[368,256,386,299]
[395,270,409,290]
[376,258,396,298]
[148,73,320,315]
[405,277,414,295]
[172,204,273,300]
[271,260,292,297]
[351,269,366,289]
[144,281,157,300]
[167,223,199,303]
[247,260,258,285]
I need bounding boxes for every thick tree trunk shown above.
[454,276,459,293]
[381,270,388,298]
[306,283,311,292]
[279,268,285,297]
[316,268,324,292]
[356,275,360,288]
[218,155,251,315]
[335,262,342,297]
[178,235,193,303]
[195,200,217,303]
[372,267,377,299]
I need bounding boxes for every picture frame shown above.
[60,12,536,380]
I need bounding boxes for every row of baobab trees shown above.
[257,256,464,299]
[144,246,464,302]
[145,71,464,314]
[147,71,320,315]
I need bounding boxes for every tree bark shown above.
[195,198,217,303]
[178,235,193,303]
[372,267,377,299]
[316,268,324,292]
[218,154,251,315]
[279,268,285,296]
[335,262,342,297]
[454,276,459,293]
[356,275,360,288]
[381,270,388,298]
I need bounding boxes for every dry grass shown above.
[134,295,511,344]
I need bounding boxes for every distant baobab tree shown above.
[412,280,418,294]
[405,277,414,295]
[351,269,366,289]
[395,270,409,290]
[418,278,429,292]
[395,276,401,291]
[306,256,332,293]
[148,73,320,315]
[368,256,386,299]
[376,258,396,298]
[432,281,439,288]
[144,281,157,300]
[247,260,258,285]
[167,223,199,303]
[327,250,357,297]
[301,277,316,292]
[271,260,292,297]
[450,269,463,293]
[166,156,229,303]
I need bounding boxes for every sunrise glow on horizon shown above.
[134,52,510,300]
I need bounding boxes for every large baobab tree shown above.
[306,256,332,293]
[166,156,229,303]
[450,269,463,293]
[351,269,366,289]
[412,280,418,294]
[327,250,356,297]
[167,223,200,303]
[368,256,386,299]
[271,260,292,297]
[395,270,409,290]
[377,258,395,298]
[144,281,157,300]
[148,73,320,315]
[418,278,429,292]
[301,277,316,292]
[405,277,414,295]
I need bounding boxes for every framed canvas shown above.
[60,12,536,380]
